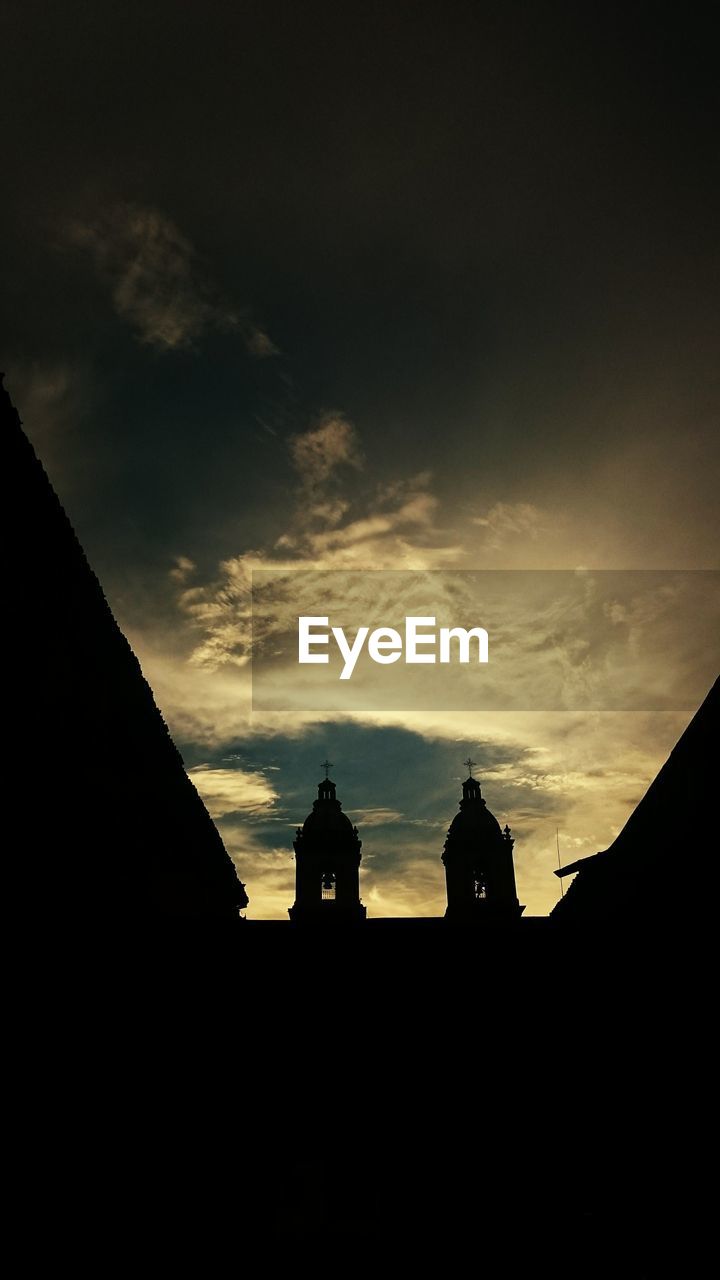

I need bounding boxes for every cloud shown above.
[349,807,406,827]
[187,764,278,818]
[289,413,363,487]
[363,854,447,918]
[472,501,552,548]
[126,620,699,918]
[165,403,718,707]
[169,555,196,583]
[168,416,462,670]
[117,416,716,922]
[218,836,296,919]
[68,204,276,355]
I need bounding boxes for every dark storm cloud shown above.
[5,4,717,413]
[3,3,718,547]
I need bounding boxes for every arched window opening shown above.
[322,871,336,901]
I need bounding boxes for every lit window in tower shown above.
[322,872,336,901]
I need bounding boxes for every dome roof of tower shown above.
[302,800,357,834]
[448,804,502,838]
[299,778,358,837]
[446,777,503,841]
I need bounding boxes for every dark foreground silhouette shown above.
[5,374,712,1272]
[553,675,717,922]
[3,374,246,922]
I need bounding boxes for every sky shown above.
[2,1,718,916]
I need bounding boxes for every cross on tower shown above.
[464,757,477,777]
[321,758,334,779]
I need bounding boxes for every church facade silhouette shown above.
[290,766,366,923]
[4,367,714,1280]
[277,654,718,927]
[286,761,525,925]
[442,764,523,922]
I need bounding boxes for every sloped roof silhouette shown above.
[552,676,718,923]
[3,374,247,921]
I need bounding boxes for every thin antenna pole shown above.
[556,826,564,897]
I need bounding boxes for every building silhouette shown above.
[2,374,247,925]
[552,673,718,925]
[4,374,711,1267]
[442,764,524,921]
[290,769,366,923]
[283,761,528,927]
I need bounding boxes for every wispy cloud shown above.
[115,411,715,922]
[128,620,698,917]
[165,408,718,708]
[472,501,552,547]
[188,764,278,818]
[169,555,196,583]
[68,204,277,355]
[218,835,296,919]
[289,412,363,488]
[349,807,406,827]
[171,415,461,670]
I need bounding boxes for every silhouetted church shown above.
[5,374,714,1269]
[285,760,526,925]
[290,765,366,922]
[280,663,719,929]
[442,762,523,921]
[279,665,718,928]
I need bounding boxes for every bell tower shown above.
[289,762,366,923]
[442,759,524,921]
